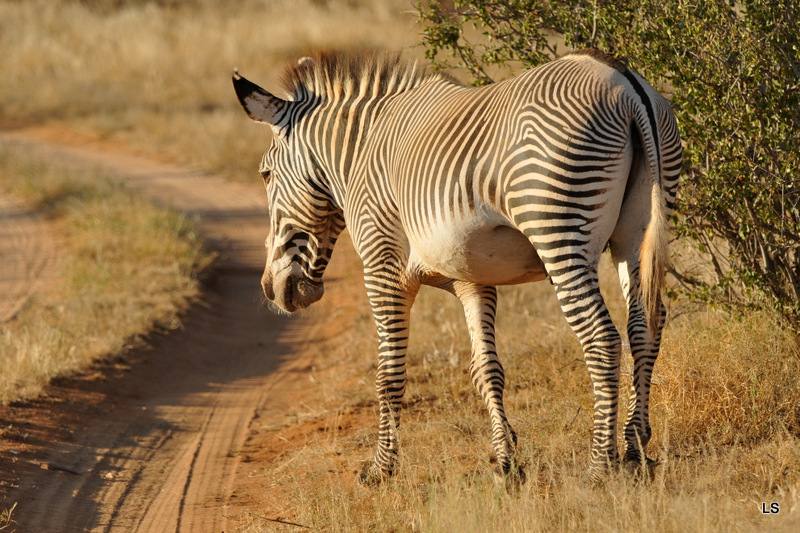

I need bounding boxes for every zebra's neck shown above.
[298,92,398,207]
[278,51,450,208]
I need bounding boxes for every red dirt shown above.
[0,127,366,532]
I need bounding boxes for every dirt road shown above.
[0,188,56,324]
[0,127,345,531]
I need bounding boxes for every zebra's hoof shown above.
[623,455,659,482]
[583,462,617,486]
[358,462,392,486]
[583,468,607,487]
[493,462,526,492]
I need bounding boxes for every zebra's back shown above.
[357,51,650,284]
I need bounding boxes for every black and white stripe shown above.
[233,49,682,483]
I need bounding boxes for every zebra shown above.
[232,49,682,484]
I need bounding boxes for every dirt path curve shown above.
[0,127,331,532]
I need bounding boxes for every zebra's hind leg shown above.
[449,281,524,486]
[611,244,664,479]
[359,273,417,485]
[550,265,622,482]
[623,299,663,480]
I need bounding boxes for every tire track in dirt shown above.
[0,127,331,532]
[0,190,56,324]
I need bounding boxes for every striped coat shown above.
[233,49,681,483]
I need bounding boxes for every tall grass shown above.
[2,1,798,530]
[0,145,214,403]
[237,256,800,532]
[0,0,421,182]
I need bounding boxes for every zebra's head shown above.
[232,66,345,313]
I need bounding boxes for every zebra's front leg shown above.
[359,274,417,485]
[551,266,622,482]
[450,282,523,485]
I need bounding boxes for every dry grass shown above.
[0,145,213,403]
[2,1,799,530]
[238,258,800,532]
[0,0,421,182]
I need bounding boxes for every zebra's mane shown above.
[278,50,450,102]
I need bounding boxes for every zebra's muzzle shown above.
[267,263,324,313]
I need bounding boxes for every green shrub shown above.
[417,0,800,333]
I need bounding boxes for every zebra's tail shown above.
[629,81,668,338]
[639,175,668,337]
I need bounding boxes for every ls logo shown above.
[761,502,780,514]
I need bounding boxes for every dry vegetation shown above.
[0,0,423,182]
[235,255,800,532]
[1,1,799,531]
[0,0,417,402]
[0,145,213,403]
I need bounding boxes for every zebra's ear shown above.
[232,69,287,126]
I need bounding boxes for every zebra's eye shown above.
[260,169,272,184]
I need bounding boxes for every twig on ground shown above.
[247,511,311,529]
[0,502,17,531]
[41,463,82,475]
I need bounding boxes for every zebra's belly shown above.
[412,223,547,285]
